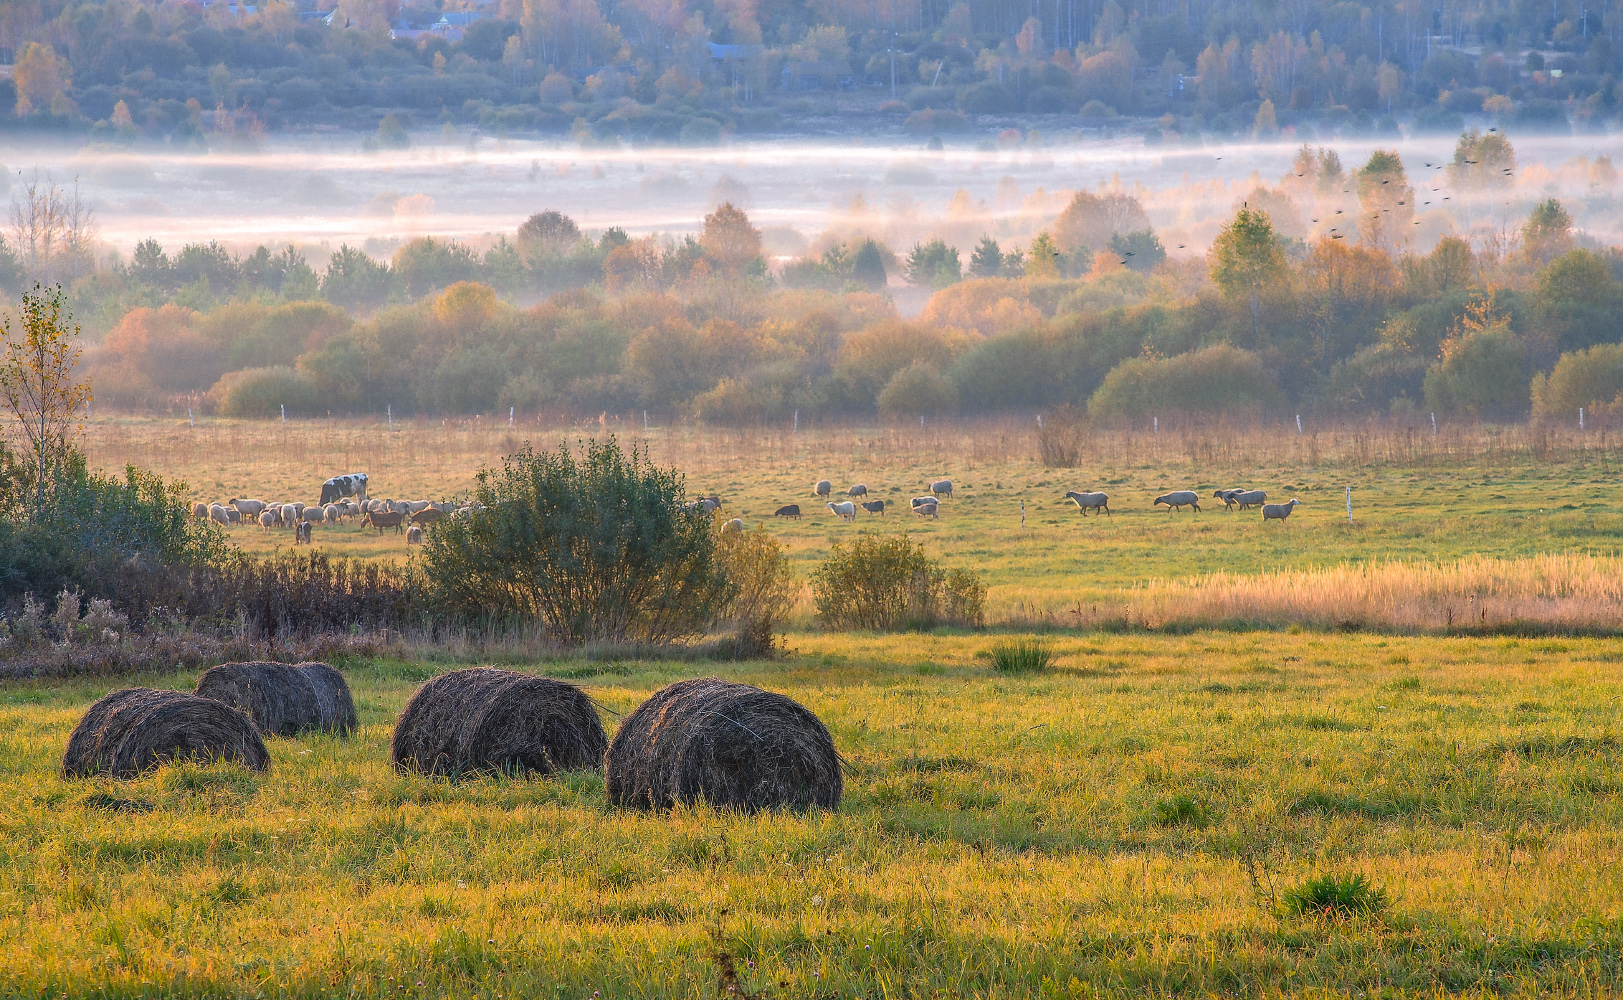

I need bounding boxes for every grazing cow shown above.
[774,504,802,519]
[319,473,369,506]
[362,509,406,535]
[861,500,886,516]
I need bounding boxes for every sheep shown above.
[406,525,423,545]
[1064,491,1110,516]
[257,509,276,532]
[323,503,340,524]
[846,483,868,497]
[723,518,744,534]
[294,521,312,545]
[362,509,406,535]
[861,499,886,516]
[1262,498,1301,522]
[913,500,939,519]
[303,506,325,523]
[827,501,856,522]
[404,500,431,515]
[814,480,832,497]
[209,503,230,526]
[230,498,267,519]
[1233,489,1267,510]
[686,498,720,515]
[930,479,953,497]
[910,496,937,509]
[225,508,241,524]
[342,501,361,519]
[1212,488,1245,510]
[292,502,307,520]
[774,504,802,518]
[281,503,299,528]
[410,507,445,526]
[191,501,209,520]
[1154,491,1201,513]
[705,494,722,508]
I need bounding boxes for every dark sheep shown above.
[774,504,802,519]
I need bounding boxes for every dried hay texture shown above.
[194,661,355,736]
[391,667,606,777]
[62,687,270,778]
[606,677,842,812]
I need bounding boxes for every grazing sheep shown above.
[323,503,339,523]
[258,509,276,532]
[846,484,868,497]
[723,518,744,534]
[191,501,208,520]
[705,494,722,508]
[230,498,267,519]
[208,503,229,526]
[910,496,937,508]
[410,507,445,526]
[861,499,886,516]
[913,500,939,519]
[342,501,361,519]
[1154,491,1201,513]
[292,502,307,520]
[1233,489,1267,510]
[930,479,953,496]
[827,501,856,522]
[280,503,299,528]
[303,506,324,523]
[362,509,406,535]
[294,521,312,545]
[1262,498,1301,522]
[774,504,802,519]
[1064,491,1110,516]
[404,500,431,515]
[225,508,240,524]
[406,525,423,545]
[1213,488,1245,510]
[814,480,832,497]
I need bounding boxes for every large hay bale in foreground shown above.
[390,667,606,777]
[194,661,354,736]
[606,678,842,812]
[62,688,270,778]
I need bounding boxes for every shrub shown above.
[990,638,1051,672]
[1088,344,1282,422]
[1422,323,1529,420]
[422,437,727,643]
[1036,405,1084,467]
[812,533,985,631]
[1531,343,1623,423]
[1153,794,1209,827]
[877,361,958,416]
[207,366,322,417]
[714,527,796,657]
[1281,873,1388,918]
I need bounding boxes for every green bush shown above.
[714,527,796,657]
[422,437,727,642]
[990,638,1052,672]
[1087,344,1282,422]
[812,533,985,631]
[1422,324,1529,420]
[1281,873,1388,918]
[1531,343,1623,423]
[206,366,322,417]
[877,361,958,417]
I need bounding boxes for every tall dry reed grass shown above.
[1121,554,1623,634]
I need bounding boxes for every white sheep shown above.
[828,500,856,521]
[910,496,937,508]
[814,480,832,497]
[1262,498,1301,522]
[230,498,267,519]
[723,518,744,534]
[930,479,952,496]
[258,509,276,532]
[913,500,939,519]
[1233,489,1267,510]
[1154,491,1201,513]
[281,503,299,527]
[323,503,340,523]
[1064,491,1110,516]
[191,501,209,520]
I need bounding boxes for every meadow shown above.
[4,631,1623,997]
[81,414,1623,631]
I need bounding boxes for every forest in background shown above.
[0,0,1620,145]
[1,129,1616,427]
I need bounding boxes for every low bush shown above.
[990,638,1052,672]
[1088,344,1282,422]
[206,365,322,417]
[1035,405,1084,467]
[713,527,796,658]
[812,533,985,631]
[423,437,728,643]
[1281,873,1388,918]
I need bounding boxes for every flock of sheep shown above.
[192,495,479,546]
[773,478,956,523]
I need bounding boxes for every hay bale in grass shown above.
[606,678,842,812]
[62,688,269,778]
[391,667,606,777]
[293,661,358,734]
[194,660,355,736]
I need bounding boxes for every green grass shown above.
[989,637,1053,672]
[5,631,1623,996]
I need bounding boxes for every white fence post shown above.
[1346,485,1352,522]
[1296,414,1302,435]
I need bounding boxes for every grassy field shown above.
[5,631,1623,997]
[81,415,1623,625]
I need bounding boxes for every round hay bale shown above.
[605,678,842,812]
[62,688,269,779]
[293,661,358,734]
[194,661,323,737]
[390,667,606,777]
